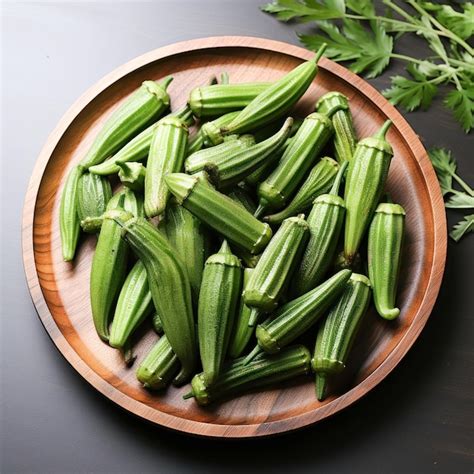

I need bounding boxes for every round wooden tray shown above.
[22,36,447,438]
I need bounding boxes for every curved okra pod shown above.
[136,335,180,390]
[368,202,405,320]
[144,115,189,217]
[265,157,339,223]
[221,44,327,135]
[255,112,333,218]
[109,260,153,364]
[343,120,393,265]
[60,165,83,261]
[81,77,172,169]
[165,172,272,254]
[198,241,242,384]
[185,345,311,406]
[291,162,348,296]
[189,82,270,118]
[312,273,371,400]
[316,92,357,165]
[244,215,309,325]
[244,269,352,364]
[115,217,197,385]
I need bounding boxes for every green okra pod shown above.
[291,162,348,296]
[227,186,257,214]
[188,118,293,189]
[343,120,393,265]
[60,165,83,261]
[136,335,180,390]
[77,172,112,231]
[189,82,270,118]
[81,78,172,169]
[115,216,197,385]
[316,92,357,165]
[145,115,189,217]
[368,202,405,320]
[244,215,309,325]
[244,269,352,364]
[198,240,242,385]
[117,161,146,192]
[90,194,133,342]
[228,268,256,358]
[165,172,272,254]
[221,45,327,135]
[162,198,210,304]
[255,112,333,217]
[185,345,311,406]
[109,260,153,364]
[312,273,371,400]
[265,157,339,223]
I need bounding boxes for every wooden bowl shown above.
[22,37,447,438]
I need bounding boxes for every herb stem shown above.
[452,175,474,197]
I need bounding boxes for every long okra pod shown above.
[221,45,327,135]
[368,202,405,320]
[81,78,172,169]
[343,120,393,265]
[115,217,197,385]
[165,173,272,254]
[312,274,371,400]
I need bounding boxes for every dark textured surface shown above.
[1,1,473,473]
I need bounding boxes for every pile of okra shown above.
[60,44,406,405]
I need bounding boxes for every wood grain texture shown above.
[22,36,447,438]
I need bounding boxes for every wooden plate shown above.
[22,36,447,438]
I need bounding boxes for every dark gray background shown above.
[1,1,473,473]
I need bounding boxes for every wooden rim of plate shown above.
[22,36,447,438]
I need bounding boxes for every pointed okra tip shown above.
[313,43,328,64]
[375,119,392,140]
[243,345,262,366]
[218,239,232,254]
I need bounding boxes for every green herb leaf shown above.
[436,3,474,41]
[450,214,474,241]
[300,18,393,78]
[261,0,344,21]
[346,0,374,16]
[445,193,474,209]
[428,148,456,196]
[383,65,437,111]
[444,84,474,133]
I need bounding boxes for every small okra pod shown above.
[185,135,255,175]
[185,345,311,406]
[162,198,210,304]
[115,216,197,385]
[198,240,243,385]
[189,82,271,118]
[316,92,357,165]
[59,165,83,261]
[89,105,194,176]
[136,335,180,390]
[165,173,272,254]
[190,118,293,189]
[255,112,333,218]
[343,120,393,265]
[90,195,133,342]
[368,202,405,320]
[244,215,309,319]
[77,172,112,232]
[81,78,172,169]
[221,45,327,135]
[265,157,339,223]
[291,162,348,296]
[244,269,352,364]
[109,261,153,364]
[312,274,371,400]
[117,162,146,192]
[144,115,189,217]
[228,269,256,358]
[152,313,164,335]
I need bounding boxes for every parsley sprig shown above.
[262,0,474,132]
[429,148,473,241]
